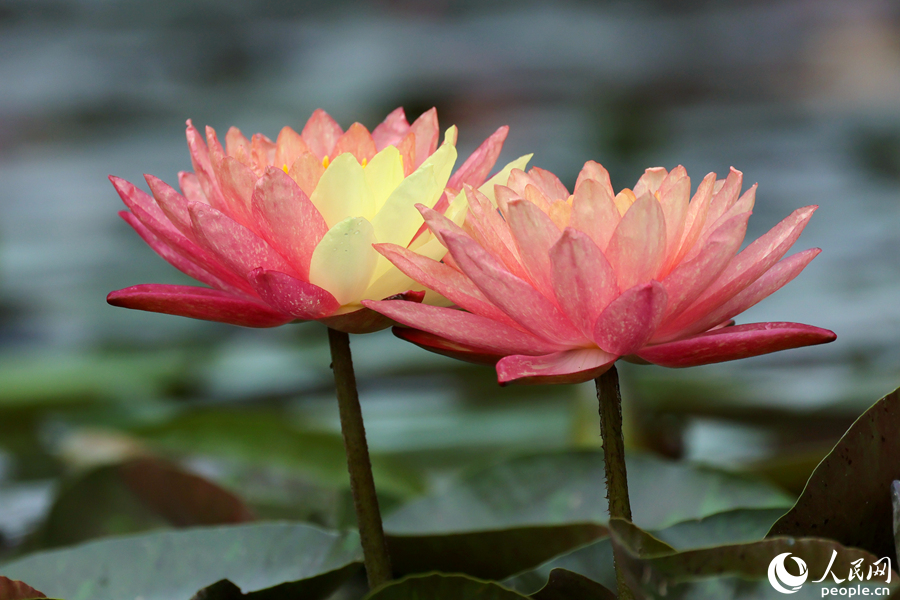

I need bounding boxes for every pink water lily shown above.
[107,107,526,333]
[364,163,836,383]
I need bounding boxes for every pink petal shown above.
[574,160,614,198]
[393,326,505,365]
[632,167,668,198]
[107,284,293,328]
[373,242,521,329]
[225,126,251,160]
[324,290,425,334]
[287,151,325,198]
[672,248,822,338]
[665,205,817,334]
[443,232,585,346]
[110,175,175,235]
[274,126,311,170]
[146,174,195,239]
[704,168,743,233]
[549,228,619,339]
[363,299,566,355]
[372,107,411,150]
[397,132,417,176]
[185,120,225,209]
[637,322,836,368]
[593,281,667,355]
[658,212,750,325]
[250,133,276,174]
[247,269,339,320]
[408,108,439,169]
[670,172,716,265]
[332,122,377,164]
[119,211,251,295]
[212,156,257,229]
[251,167,328,279]
[301,109,343,160]
[494,184,524,219]
[417,203,466,248]
[526,167,569,202]
[570,177,620,251]
[656,167,691,273]
[189,202,299,280]
[464,188,529,281]
[605,193,667,290]
[446,126,509,191]
[112,177,253,294]
[505,198,563,299]
[178,171,208,205]
[496,349,617,385]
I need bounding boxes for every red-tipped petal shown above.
[251,167,328,279]
[637,322,836,368]
[119,211,249,296]
[447,125,509,191]
[373,242,520,328]
[671,248,823,339]
[665,205,817,334]
[392,326,504,365]
[549,228,619,339]
[659,212,750,324]
[247,269,339,320]
[593,280,667,355]
[107,284,293,328]
[189,202,299,280]
[496,349,617,385]
[301,109,343,160]
[185,120,226,209]
[443,232,585,346]
[372,107,411,150]
[363,300,566,355]
[146,174,195,239]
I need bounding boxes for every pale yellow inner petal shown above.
[478,154,533,206]
[365,146,405,213]
[310,153,375,227]
[362,235,450,302]
[308,216,379,305]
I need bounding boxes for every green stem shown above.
[327,327,392,589]
[596,365,634,599]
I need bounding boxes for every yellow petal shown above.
[371,164,436,251]
[308,216,378,305]
[310,153,375,227]
[443,125,458,146]
[365,145,405,213]
[478,154,533,206]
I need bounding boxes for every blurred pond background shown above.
[0,0,898,560]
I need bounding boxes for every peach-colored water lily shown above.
[364,163,836,383]
[107,108,528,333]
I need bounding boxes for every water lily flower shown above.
[107,108,528,333]
[364,163,836,383]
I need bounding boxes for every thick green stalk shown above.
[327,327,392,589]
[596,365,634,599]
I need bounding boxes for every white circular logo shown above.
[768,552,809,594]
